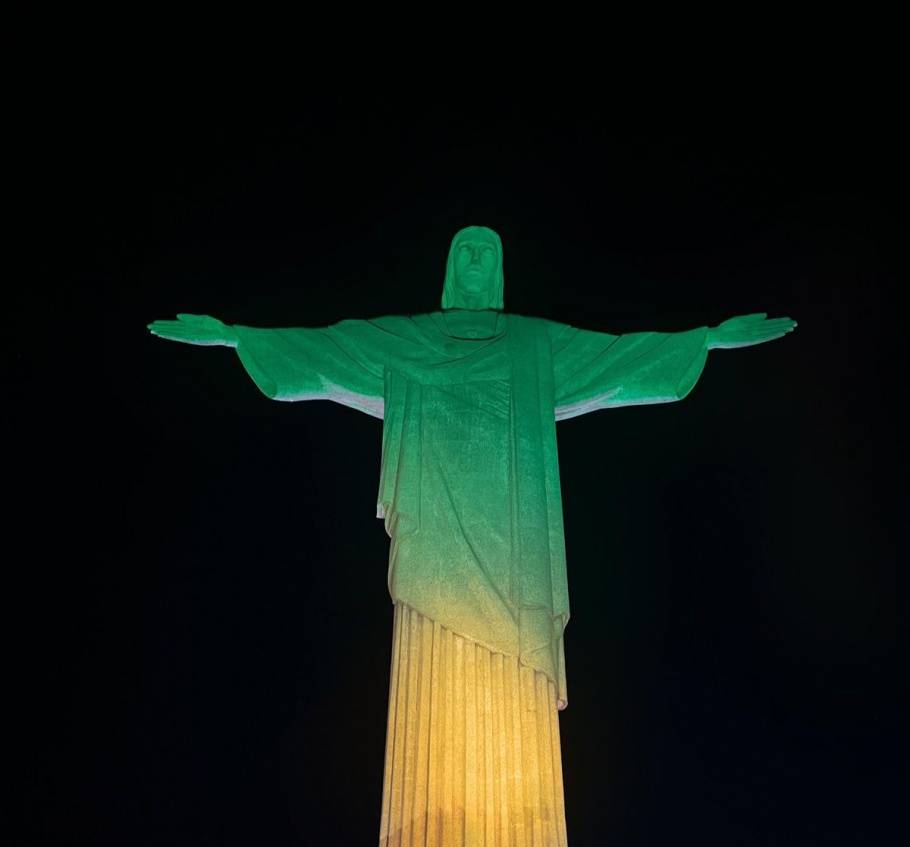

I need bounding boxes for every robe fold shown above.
[232,313,708,710]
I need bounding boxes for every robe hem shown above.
[388,596,569,710]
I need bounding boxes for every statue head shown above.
[441,225,504,311]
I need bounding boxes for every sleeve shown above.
[550,321,710,421]
[232,318,388,418]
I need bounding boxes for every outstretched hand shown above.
[707,313,797,350]
[147,314,239,347]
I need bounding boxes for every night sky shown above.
[15,90,905,844]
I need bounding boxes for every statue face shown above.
[441,225,504,311]
[452,234,498,297]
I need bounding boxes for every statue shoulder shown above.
[357,312,436,347]
[506,312,573,339]
[360,313,419,332]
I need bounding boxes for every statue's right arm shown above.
[149,313,389,417]
[147,314,239,347]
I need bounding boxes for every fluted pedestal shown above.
[380,603,569,846]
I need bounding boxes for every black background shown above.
[15,84,906,844]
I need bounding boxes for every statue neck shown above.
[440,308,503,340]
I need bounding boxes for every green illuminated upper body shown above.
[149,226,796,708]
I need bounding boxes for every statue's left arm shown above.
[550,312,796,421]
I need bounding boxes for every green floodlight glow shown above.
[149,225,796,844]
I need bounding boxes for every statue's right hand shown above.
[147,314,239,347]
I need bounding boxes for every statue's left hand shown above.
[707,313,797,350]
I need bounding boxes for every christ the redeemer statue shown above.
[149,226,796,846]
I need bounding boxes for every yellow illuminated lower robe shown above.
[380,603,568,846]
